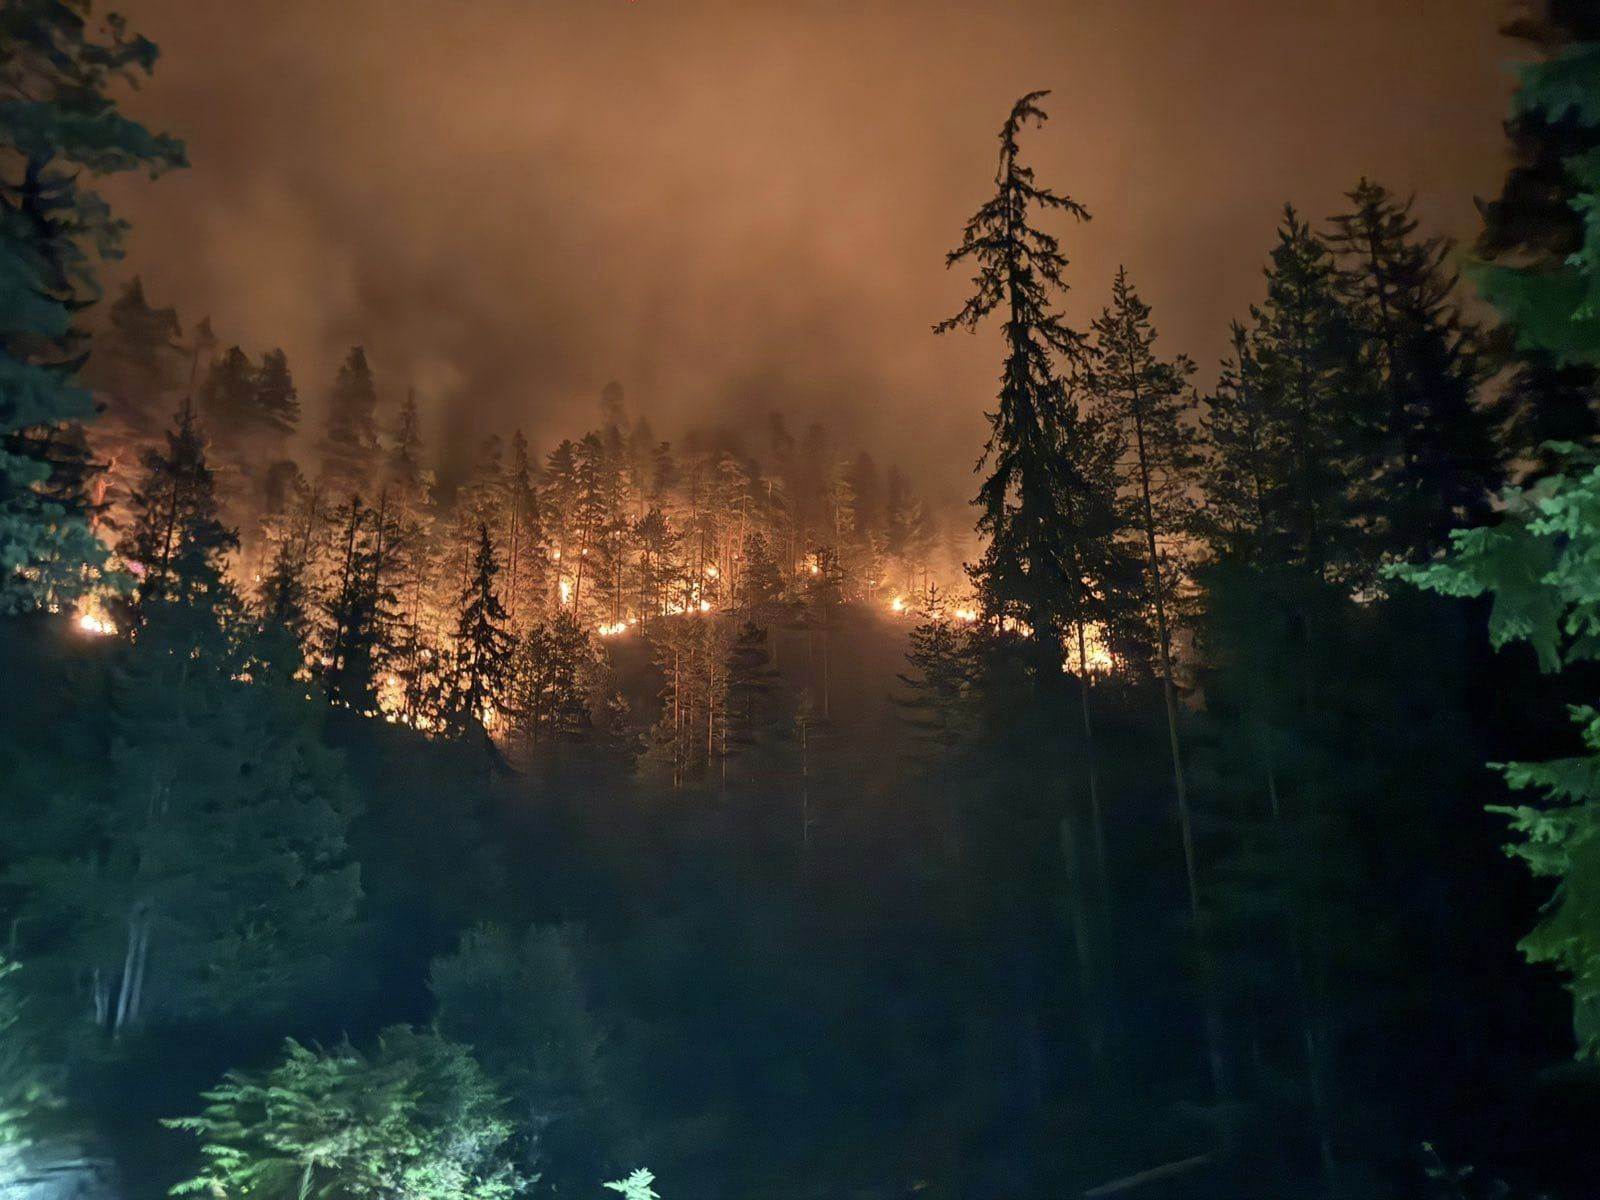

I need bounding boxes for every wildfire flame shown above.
[74,602,115,637]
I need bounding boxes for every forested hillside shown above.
[8,3,1600,1199]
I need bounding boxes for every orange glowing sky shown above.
[107,0,1517,502]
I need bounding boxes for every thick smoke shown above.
[104,0,1513,505]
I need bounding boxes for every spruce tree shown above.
[935,91,1106,667]
[254,347,299,441]
[1090,266,1207,947]
[117,401,238,621]
[450,522,515,739]
[1326,179,1500,559]
[321,346,380,494]
[0,0,185,612]
[508,611,594,746]
[85,276,186,453]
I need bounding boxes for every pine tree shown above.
[934,91,1101,666]
[503,429,542,627]
[321,346,380,494]
[723,621,786,771]
[254,347,299,441]
[1090,266,1205,940]
[508,611,594,746]
[117,401,238,621]
[1325,179,1500,559]
[1475,13,1600,472]
[632,507,682,619]
[449,522,514,739]
[85,276,186,460]
[0,0,185,612]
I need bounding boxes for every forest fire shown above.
[73,603,115,637]
[2,6,1589,1200]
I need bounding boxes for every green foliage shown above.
[1395,31,1600,1063]
[0,953,58,1189]
[602,1168,659,1200]
[5,628,361,1032]
[430,924,602,1130]
[0,0,185,611]
[935,91,1118,662]
[166,1027,525,1200]
[1472,45,1600,367]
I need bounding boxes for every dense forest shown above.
[8,2,1600,1198]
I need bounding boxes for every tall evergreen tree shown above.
[508,611,593,746]
[934,91,1101,666]
[0,0,185,612]
[450,522,514,739]
[1325,179,1500,559]
[321,345,380,494]
[1090,268,1215,1059]
[117,401,238,621]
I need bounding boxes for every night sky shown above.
[108,0,1517,500]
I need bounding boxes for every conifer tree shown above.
[254,347,299,441]
[0,954,56,1189]
[508,611,594,745]
[1326,179,1499,559]
[1397,35,1600,1063]
[321,346,380,494]
[503,429,542,627]
[1475,14,1600,472]
[723,621,786,771]
[0,0,185,612]
[86,276,186,458]
[118,401,238,621]
[7,626,361,1034]
[632,507,682,619]
[450,522,515,739]
[934,91,1102,666]
[199,344,258,452]
[1090,267,1204,926]
[1246,207,1366,583]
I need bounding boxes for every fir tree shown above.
[450,522,514,739]
[0,0,185,612]
[1325,179,1500,558]
[1090,266,1204,942]
[934,91,1103,666]
[254,347,299,441]
[321,345,380,494]
[508,611,594,746]
[117,400,238,621]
